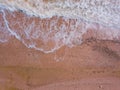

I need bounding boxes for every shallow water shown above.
[0,0,120,53]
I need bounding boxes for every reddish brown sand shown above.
[0,11,120,90]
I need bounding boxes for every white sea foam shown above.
[0,0,120,53]
[0,10,11,43]
[0,0,120,29]
[1,9,87,53]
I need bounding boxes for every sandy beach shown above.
[0,36,120,90]
[0,1,120,89]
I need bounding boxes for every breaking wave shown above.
[0,0,120,53]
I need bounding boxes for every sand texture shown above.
[0,9,120,90]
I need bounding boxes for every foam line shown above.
[0,0,120,29]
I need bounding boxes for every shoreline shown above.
[0,6,120,89]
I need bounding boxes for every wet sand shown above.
[0,37,120,90]
[0,10,120,90]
